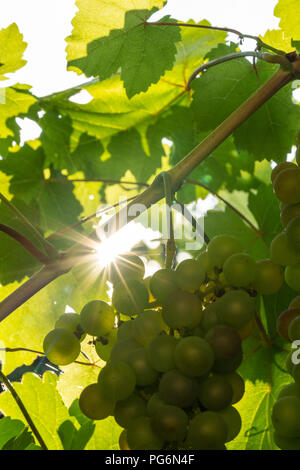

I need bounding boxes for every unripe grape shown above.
[274,432,300,450]
[290,296,300,309]
[286,351,294,375]
[288,316,300,342]
[175,259,206,292]
[43,328,80,365]
[272,396,300,437]
[147,393,165,416]
[110,338,140,363]
[159,370,198,408]
[286,215,300,251]
[114,393,147,428]
[271,162,298,184]
[207,235,242,268]
[281,203,300,227]
[185,411,228,450]
[98,361,136,401]
[198,375,233,411]
[95,328,117,361]
[285,263,300,292]
[196,251,211,272]
[162,290,202,329]
[174,336,214,377]
[223,372,245,404]
[117,320,135,341]
[126,416,164,450]
[132,310,166,346]
[149,268,178,303]
[217,290,255,329]
[126,348,158,386]
[146,334,177,372]
[278,383,300,400]
[112,279,149,315]
[201,302,219,333]
[270,232,300,266]
[55,313,85,341]
[236,318,255,341]
[119,430,130,450]
[205,325,242,373]
[217,406,241,442]
[108,253,145,285]
[254,259,284,295]
[277,308,300,342]
[80,300,115,337]
[79,383,114,420]
[151,405,188,442]
[273,168,300,204]
[223,253,256,287]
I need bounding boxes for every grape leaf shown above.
[275,0,300,42]
[0,417,25,448]
[0,24,27,81]
[66,0,166,65]
[0,86,36,139]
[58,419,95,450]
[0,372,70,450]
[70,9,181,98]
[248,184,281,245]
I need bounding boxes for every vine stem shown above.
[0,224,50,264]
[186,179,262,236]
[0,370,48,450]
[0,61,299,322]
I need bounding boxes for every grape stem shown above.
[0,370,48,450]
[0,347,101,367]
[1,59,299,322]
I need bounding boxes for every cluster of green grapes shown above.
[270,154,300,449]
[42,234,285,450]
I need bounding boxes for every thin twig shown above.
[0,224,50,264]
[162,172,176,268]
[46,178,149,187]
[0,193,58,258]
[0,370,48,450]
[173,199,210,245]
[186,179,262,236]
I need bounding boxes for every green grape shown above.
[236,318,255,341]
[207,235,242,268]
[175,259,206,292]
[254,259,284,295]
[274,432,300,450]
[151,405,188,442]
[273,168,300,204]
[55,313,85,341]
[217,406,241,442]
[285,263,300,292]
[198,375,233,411]
[272,396,300,437]
[80,300,115,337]
[159,370,198,408]
[112,279,149,315]
[288,316,300,342]
[292,364,300,386]
[114,392,147,428]
[174,336,214,378]
[162,290,202,329]
[149,268,178,303]
[205,325,242,374]
[95,328,117,361]
[117,320,135,341]
[110,338,141,363]
[286,351,294,375]
[277,308,300,342]
[281,202,300,227]
[201,302,219,333]
[126,348,159,386]
[43,328,80,365]
[223,372,245,404]
[126,416,164,450]
[98,361,136,401]
[216,290,255,329]
[223,253,256,288]
[290,296,300,309]
[185,411,228,450]
[79,383,115,420]
[270,232,300,266]
[132,310,166,346]
[278,383,300,400]
[286,215,300,251]
[119,430,130,450]
[196,251,211,272]
[108,253,145,285]
[271,162,298,184]
[146,334,177,373]
[146,393,165,416]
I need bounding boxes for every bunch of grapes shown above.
[269,152,300,449]
[42,239,283,450]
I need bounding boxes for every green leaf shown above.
[191,44,300,162]
[274,0,300,43]
[0,86,36,139]
[58,419,95,450]
[66,0,166,65]
[0,372,70,450]
[0,24,27,81]
[2,426,36,450]
[248,184,281,245]
[0,417,25,448]
[70,9,181,98]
